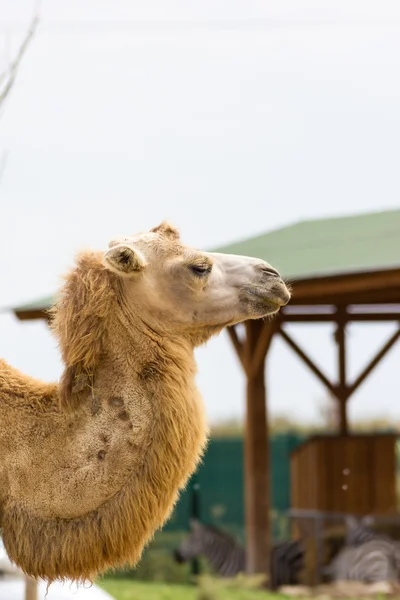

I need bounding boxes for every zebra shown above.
[174,518,304,588]
[324,516,400,583]
[325,539,398,583]
[270,538,305,589]
[174,519,245,577]
[345,515,390,546]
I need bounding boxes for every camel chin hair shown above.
[0,221,290,583]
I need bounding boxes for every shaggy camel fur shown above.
[0,222,290,583]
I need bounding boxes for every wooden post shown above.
[244,320,273,576]
[338,399,348,435]
[335,307,349,434]
[25,576,38,600]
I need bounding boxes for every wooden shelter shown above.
[291,433,398,515]
[10,209,400,577]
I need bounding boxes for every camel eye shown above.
[189,264,212,277]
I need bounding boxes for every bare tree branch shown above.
[0,14,39,109]
[0,4,40,194]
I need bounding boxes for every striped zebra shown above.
[174,519,304,588]
[325,516,400,583]
[326,539,398,583]
[345,515,390,546]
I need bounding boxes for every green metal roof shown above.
[214,208,400,280]
[11,209,400,314]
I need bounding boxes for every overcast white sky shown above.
[1,0,400,425]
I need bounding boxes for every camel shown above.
[0,221,290,584]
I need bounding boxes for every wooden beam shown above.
[15,304,400,322]
[279,328,336,395]
[227,325,249,376]
[286,290,400,306]
[14,309,48,321]
[292,269,400,302]
[280,312,400,323]
[349,327,400,396]
[244,320,270,576]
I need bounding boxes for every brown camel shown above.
[0,222,290,583]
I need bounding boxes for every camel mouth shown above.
[245,283,291,311]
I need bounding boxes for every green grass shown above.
[98,579,197,600]
[98,578,281,600]
[100,531,196,584]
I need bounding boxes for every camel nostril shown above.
[259,264,280,278]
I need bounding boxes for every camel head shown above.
[104,221,290,342]
[52,221,290,406]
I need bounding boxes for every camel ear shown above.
[151,221,180,240]
[104,244,146,277]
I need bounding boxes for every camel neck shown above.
[106,309,196,380]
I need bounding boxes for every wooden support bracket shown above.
[279,318,400,436]
[348,326,400,396]
[227,325,249,376]
[278,327,336,395]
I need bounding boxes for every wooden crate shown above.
[290,434,398,514]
